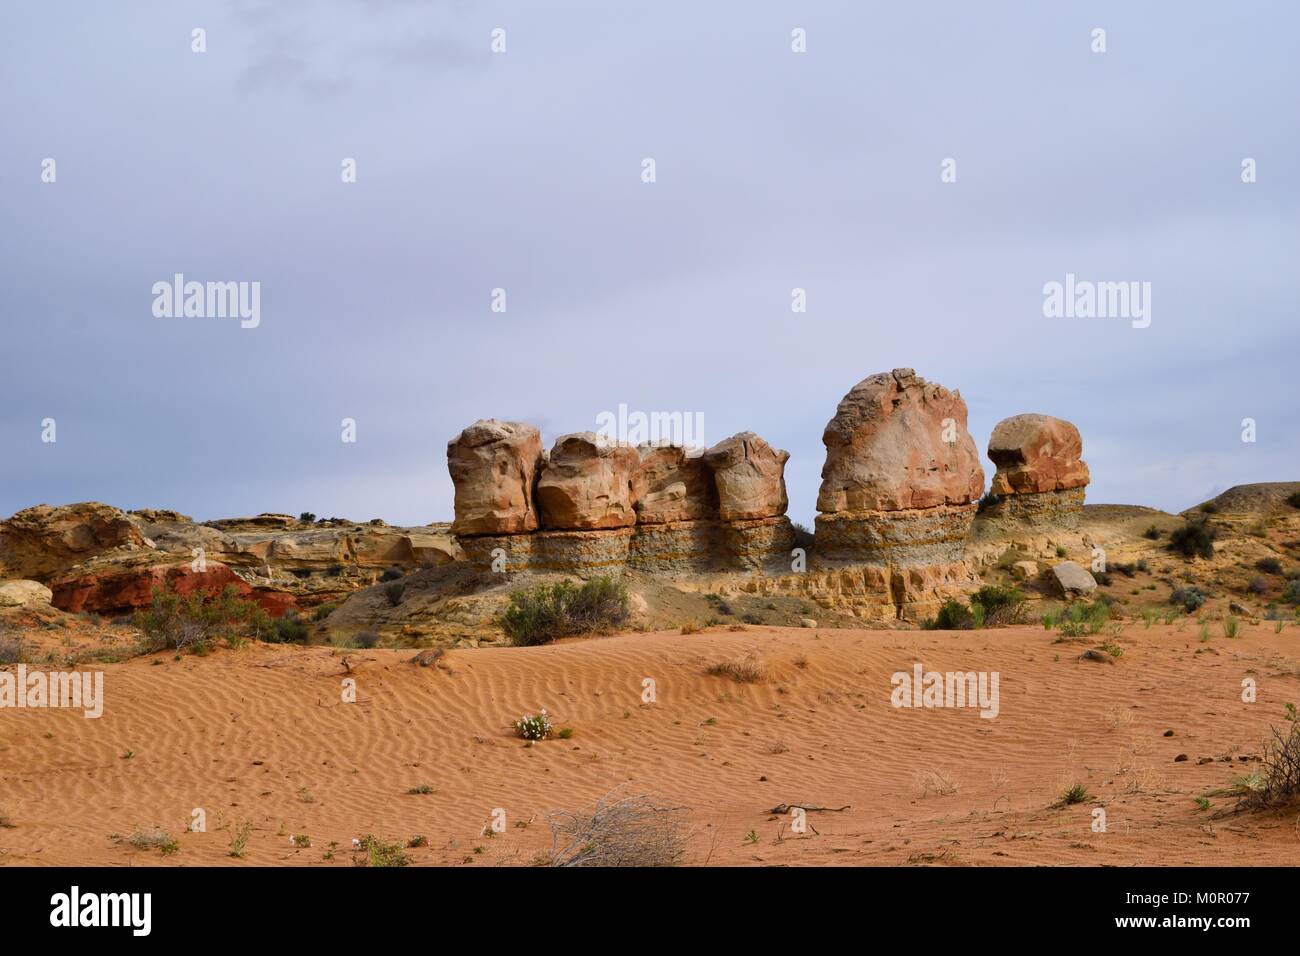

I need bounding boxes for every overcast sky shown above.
[2,1,1296,528]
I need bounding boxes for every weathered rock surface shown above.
[0,502,148,581]
[0,580,53,607]
[536,433,639,530]
[988,414,1089,496]
[447,419,543,535]
[702,432,790,522]
[632,444,718,524]
[50,558,297,617]
[1048,560,1097,598]
[818,369,984,513]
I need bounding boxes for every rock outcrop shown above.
[0,502,148,581]
[450,423,793,575]
[815,369,983,567]
[49,558,296,617]
[536,433,640,530]
[447,419,543,535]
[982,413,1089,528]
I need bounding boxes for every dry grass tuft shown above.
[1235,721,1300,812]
[546,791,689,867]
[705,653,768,683]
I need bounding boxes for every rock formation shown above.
[450,424,793,576]
[447,419,544,535]
[536,433,640,530]
[0,502,147,580]
[815,369,983,567]
[982,413,1089,528]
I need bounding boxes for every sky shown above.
[1,0,1296,528]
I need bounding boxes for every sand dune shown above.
[2,623,1298,866]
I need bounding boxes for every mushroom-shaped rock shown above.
[817,368,984,513]
[988,413,1090,496]
[536,433,640,530]
[446,419,543,536]
[701,432,790,522]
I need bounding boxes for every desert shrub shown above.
[1288,491,1300,509]
[298,512,316,523]
[134,584,271,652]
[354,835,409,867]
[379,568,404,582]
[1200,501,1219,514]
[1143,525,1162,540]
[705,653,768,683]
[1235,721,1300,812]
[546,791,688,867]
[790,522,815,552]
[1169,519,1216,559]
[1094,570,1112,586]
[514,709,553,740]
[501,576,629,647]
[351,631,380,649]
[928,599,976,630]
[269,611,309,644]
[1170,585,1207,612]
[1057,601,1110,637]
[1257,557,1283,575]
[1248,577,1270,596]
[383,582,405,607]
[972,585,1027,626]
[1223,616,1240,638]
[740,613,763,625]
[0,630,27,665]
[1058,783,1092,806]
[1284,580,1300,605]
[1111,562,1138,578]
[311,602,337,622]
[976,492,1003,514]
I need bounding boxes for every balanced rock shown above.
[702,432,789,522]
[815,369,983,566]
[447,420,543,535]
[982,414,1089,528]
[989,414,1089,494]
[536,433,639,530]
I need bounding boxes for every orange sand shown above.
[2,623,1298,866]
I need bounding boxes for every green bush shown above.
[971,585,1027,625]
[1257,557,1283,575]
[928,599,975,630]
[1056,601,1110,637]
[1284,580,1300,605]
[790,522,815,552]
[1169,519,1216,559]
[298,512,316,523]
[134,584,271,652]
[1170,586,1208,612]
[977,492,1003,514]
[1287,491,1300,509]
[383,582,406,607]
[380,568,404,582]
[501,576,630,646]
[1143,525,1162,540]
[270,611,309,644]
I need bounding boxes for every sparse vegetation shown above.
[383,581,406,607]
[1257,557,1283,575]
[705,653,768,684]
[1058,783,1092,806]
[977,491,1003,514]
[545,791,688,867]
[134,584,272,653]
[1234,720,1300,812]
[354,834,410,867]
[352,630,380,649]
[1169,518,1217,559]
[790,522,815,552]
[514,709,553,741]
[269,610,308,643]
[1223,616,1240,638]
[125,827,179,855]
[379,567,404,582]
[1170,585,1207,613]
[1055,601,1110,637]
[0,631,27,665]
[1287,491,1300,509]
[1143,525,1162,540]
[298,512,316,523]
[501,576,629,647]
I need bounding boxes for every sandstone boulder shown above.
[702,432,790,521]
[631,444,718,524]
[50,558,296,617]
[0,580,53,607]
[817,369,984,513]
[447,419,544,535]
[0,502,148,581]
[536,433,639,530]
[1049,561,1097,598]
[988,414,1090,496]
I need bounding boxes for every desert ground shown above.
[2,620,1298,867]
